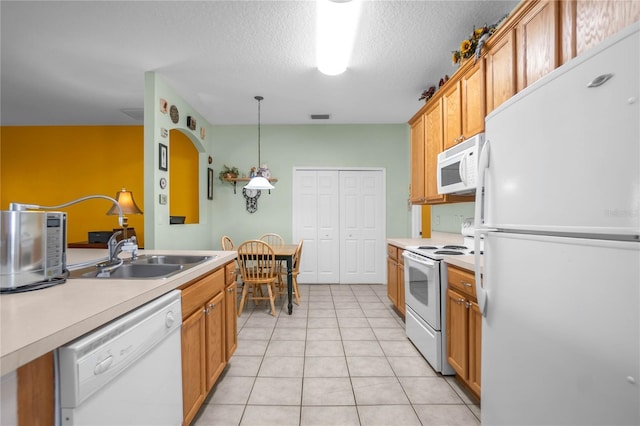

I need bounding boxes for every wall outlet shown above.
[435,215,440,225]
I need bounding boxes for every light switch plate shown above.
[159,194,167,205]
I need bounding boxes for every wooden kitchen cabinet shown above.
[424,98,445,204]
[180,266,227,426]
[442,80,462,150]
[386,244,405,317]
[461,60,485,138]
[181,303,207,424]
[407,0,639,207]
[485,28,517,114]
[443,61,485,150]
[224,262,238,361]
[17,352,55,426]
[397,250,405,316]
[409,113,426,204]
[205,291,225,391]
[516,0,559,92]
[446,264,481,399]
[386,244,399,308]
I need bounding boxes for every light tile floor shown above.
[192,284,480,426]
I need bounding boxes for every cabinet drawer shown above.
[181,268,225,319]
[225,262,237,284]
[447,265,476,299]
[387,244,399,261]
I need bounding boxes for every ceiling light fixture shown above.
[316,0,362,76]
[245,96,274,191]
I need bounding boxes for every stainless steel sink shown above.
[68,253,215,280]
[70,263,184,279]
[133,254,214,265]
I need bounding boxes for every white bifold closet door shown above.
[293,169,385,284]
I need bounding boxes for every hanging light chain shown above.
[255,95,263,171]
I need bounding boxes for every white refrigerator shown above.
[474,22,639,425]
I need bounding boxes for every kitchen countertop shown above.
[387,231,482,272]
[0,248,237,375]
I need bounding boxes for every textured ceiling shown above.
[0,0,519,125]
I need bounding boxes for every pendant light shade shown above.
[245,176,274,190]
[245,95,275,191]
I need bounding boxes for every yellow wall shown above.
[421,205,431,238]
[1,126,146,246]
[169,130,199,223]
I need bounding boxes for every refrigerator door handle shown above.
[474,139,495,316]
[474,140,490,226]
[474,227,496,317]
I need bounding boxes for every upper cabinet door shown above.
[485,29,517,114]
[461,60,485,138]
[410,113,426,204]
[424,98,445,203]
[575,0,640,56]
[516,0,559,92]
[443,81,462,150]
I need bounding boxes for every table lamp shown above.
[106,187,143,239]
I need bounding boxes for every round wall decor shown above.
[169,105,179,124]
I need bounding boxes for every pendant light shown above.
[245,95,275,191]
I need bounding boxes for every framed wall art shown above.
[159,143,168,171]
[207,168,214,200]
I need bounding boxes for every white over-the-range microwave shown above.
[437,133,485,195]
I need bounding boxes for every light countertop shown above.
[0,248,237,375]
[387,232,482,272]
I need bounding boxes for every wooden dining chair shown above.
[290,239,303,305]
[259,233,285,247]
[276,239,303,305]
[220,235,235,250]
[236,240,278,317]
[259,233,286,291]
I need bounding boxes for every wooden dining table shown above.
[272,244,298,315]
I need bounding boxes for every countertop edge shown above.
[0,249,237,375]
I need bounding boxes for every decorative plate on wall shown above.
[169,105,179,124]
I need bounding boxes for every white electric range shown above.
[402,242,479,375]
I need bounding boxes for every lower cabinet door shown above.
[225,281,238,360]
[205,291,226,391]
[468,301,482,395]
[397,260,405,316]
[446,288,469,377]
[387,257,398,307]
[182,308,206,425]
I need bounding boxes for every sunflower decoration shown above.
[452,16,507,65]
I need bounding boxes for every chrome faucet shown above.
[107,231,139,264]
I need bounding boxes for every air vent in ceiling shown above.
[120,108,144,122]
[310,114,331,120]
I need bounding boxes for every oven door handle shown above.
[402,251,437,268]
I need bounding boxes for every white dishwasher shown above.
[57,290,183,426]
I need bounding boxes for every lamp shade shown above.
[106,188,143,215]
[245,176,274,190]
